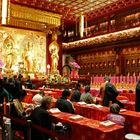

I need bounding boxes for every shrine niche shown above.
[0,27,46,74]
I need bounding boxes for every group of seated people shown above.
[0,75,24,103]
[0,75,136,140]
[7,83,126,140]
[0,74,35,104]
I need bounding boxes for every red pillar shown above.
[46,34,52,74]
[58,34,62,75]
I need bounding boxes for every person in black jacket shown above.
[101,76,123,108]
[55,89,75,114]
[25,75,33,89]
[135,79,140,112]
[30,95,53,140]
[0,79,13,103]
[71,83,81,102]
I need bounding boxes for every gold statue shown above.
[3,35,17,70]
[22,41,34,72]
[49,33,59,74]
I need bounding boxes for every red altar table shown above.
[74,103,109,121]
[120,101,135,111]
[51,112,124,140]
[73,103,140,135]
[39,87,62,98]
[24,89,59,102]
[120,111,140,134]
[119,92,135,101]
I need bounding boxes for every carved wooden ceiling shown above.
[11,0,140,22]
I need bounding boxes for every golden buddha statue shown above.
[22,41,34,72]
[3,35,17,71]
[49,33,59,75]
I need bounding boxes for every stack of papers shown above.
[100,120,115,126]
[86,104,103,108]
[86,104,96,107]
[49,108,61,114]
[120,100,128,102]
[120,109,127,112]
[69,115,83,120]
[77,102,87,105]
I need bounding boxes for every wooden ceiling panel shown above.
[10,0,140,22]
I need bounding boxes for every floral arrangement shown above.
[69,62,80,69]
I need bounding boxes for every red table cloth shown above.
[73,103,140,135]
[51,112,124,140]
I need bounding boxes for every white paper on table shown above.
[120,100,128,102]
[77,102,87,105]
[86,104,96,107]
[100,120,115,126]
[120,109,127,112]
[49,108,61,113]
[69,115,83,120]
[86,104,103,108]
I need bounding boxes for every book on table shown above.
[77,102,87,105]
[100,120,115,126]
[69,115,83,120]
[49,108,61,114]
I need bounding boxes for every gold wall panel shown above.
[0,27,46,74]
[2,2,61,31]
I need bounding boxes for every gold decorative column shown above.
[1,0,9,24]
[79,14,84,38]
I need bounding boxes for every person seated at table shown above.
[100,76,124,108]
[71,83,81,102]
[32,90,45,107]
[80,86,96,104]
[10,98,28,140]
[135,79,140,112]
[29,95,53,140]
[107,103,125,125]
[55,89,75,114]
[25,75,33,89]
[0,78,13,103]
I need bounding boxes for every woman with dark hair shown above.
[55,89,75,114]
[25,75,33,89]
[71,83,81,102]
[80,86,96,104]
[135,79,140,112]
[107,103,125,125]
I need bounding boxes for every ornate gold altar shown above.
[0,27,47,75]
